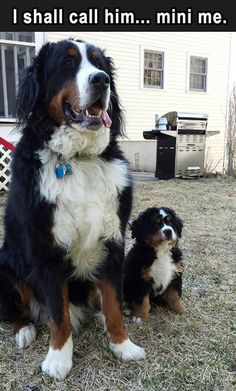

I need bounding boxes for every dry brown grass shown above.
[0,176,236,391]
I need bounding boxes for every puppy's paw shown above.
[123,308,132,316]
[109,338,146,362]
[15,323,36,348]
[132,316,143,324]
[169,301,185,314]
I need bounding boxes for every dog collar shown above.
[55,153,73,179]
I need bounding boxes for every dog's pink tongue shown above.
[101,110,112,128]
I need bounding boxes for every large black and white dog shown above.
[0,39,145,380]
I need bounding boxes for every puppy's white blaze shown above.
[42,333,73,380]
[75,41,110,110]
[150,243,176,295]
[15,323,36,348]
[159,208,168,218]
[109,338,146,362]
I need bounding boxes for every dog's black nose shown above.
[163,228,172,239]
[89,71,110,91]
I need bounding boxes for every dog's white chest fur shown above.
[38,150,128,279]
[150,243,176,295]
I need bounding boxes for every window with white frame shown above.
[143,50,164,88]
[0,32,43,120]
[189,56,207,92]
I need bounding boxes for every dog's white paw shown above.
[132,316,143,324]
[109,338,146,362]
[42,334,73,380]
[122,302,132,316]
[123,308,132,316]
[15,323,36,348]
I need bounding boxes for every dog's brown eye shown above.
[156,218,161,224]
[166,215,172,222]
[64,58,75,67]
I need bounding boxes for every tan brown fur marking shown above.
[163,288,185,314]
[146,232,163,247]
[67,47,79,57]
[141,267,151,282]
[14,283,32,332]
[91,50,100,61]
[50,283,71,350]
[175,261,184,275]
[133,295,151,321]
[98,281,128,344]
[48,80,80,124]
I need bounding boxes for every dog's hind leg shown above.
[0,263,37,349]
[132,295,151,323]
[163,287,185,314]
[163,275,185,314]
[14,283,37,349]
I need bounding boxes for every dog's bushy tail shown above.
[0,250,21,322]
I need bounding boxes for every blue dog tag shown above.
[65,163,72,175]
[55,163,66,179]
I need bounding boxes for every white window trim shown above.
[0,32,45,123]
[140,45,166,90]
[186,52,209,93]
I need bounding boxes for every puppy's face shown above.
[131,207,183,247]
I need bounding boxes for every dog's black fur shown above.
[0,38,145,379]
[124,207,185,321]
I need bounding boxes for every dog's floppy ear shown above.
[175,216,184,238]
[15,42,54,127]
[105,55,125,139]
[15,64,40,126]
[165,207,184,238]
[130,217,142,240]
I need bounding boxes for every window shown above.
[143,50,164,88]
[189,56,207,92]
[0,32,44,120]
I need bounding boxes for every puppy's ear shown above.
[175,216,184,238]
[130,218,138,239]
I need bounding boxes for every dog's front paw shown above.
[15,323,36,348]
[132,316,143,324]
[42,353,72,380]
[42,335,73,380]
[109,338,146,362]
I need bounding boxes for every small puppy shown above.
[124,207,184,322]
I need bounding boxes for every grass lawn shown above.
[0,175,235,391]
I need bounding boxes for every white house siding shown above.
[1,32,231,174]
[46,31,232,173]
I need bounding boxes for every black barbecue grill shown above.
[143,111,209,179]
